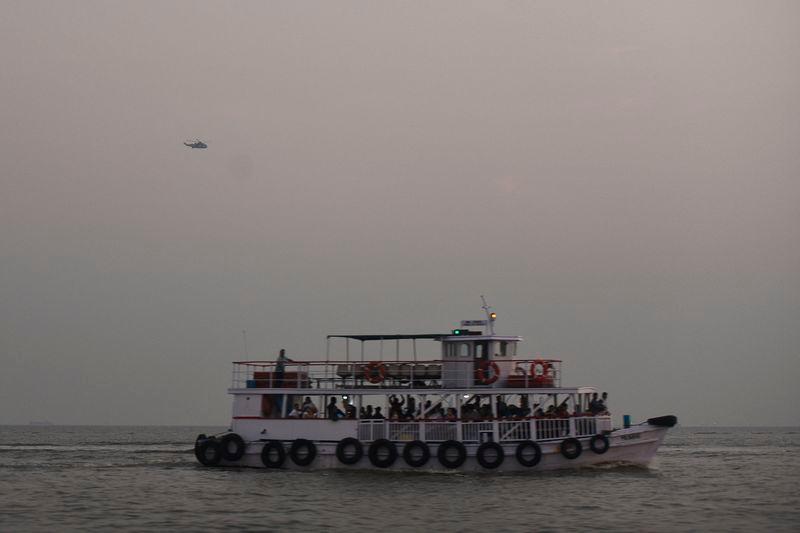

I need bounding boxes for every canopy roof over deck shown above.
[326,334,449,341]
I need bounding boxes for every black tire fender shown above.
[336,437,364,465]
[219,433,246,461]
[368,439,398,468]
[476,441,505,469]
[260,440,286,468]
[515,440,542,467]
[560,437,582,460]
[193,434,207,463]
[589,434,610,454]
[437,440,467,469]
[289,439,317,466]
[195,437,222,466]
[402,440,430,468]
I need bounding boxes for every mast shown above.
[480,295,497,335]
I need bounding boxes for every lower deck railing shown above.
[356,416,610,443]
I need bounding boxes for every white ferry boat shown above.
[195,306,676,472]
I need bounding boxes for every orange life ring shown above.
[530,360,553,386]
[475,360,500,385]
[364,361,386,384]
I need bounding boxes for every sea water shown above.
[0,426,797,532]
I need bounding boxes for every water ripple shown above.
[0,425,797,532]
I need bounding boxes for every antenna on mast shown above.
[481,295,497,335]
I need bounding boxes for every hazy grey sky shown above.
[1,1,798,426]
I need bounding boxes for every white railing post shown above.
[491,395,499,442]
[530,418,537,441]
[569,417,576,437]
[456,420,462,441]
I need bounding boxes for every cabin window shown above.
[500,342,507,356]
[475,342,486,360]
[458,343,471,357]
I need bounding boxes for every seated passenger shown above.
[327,397,344,421]
[373,406,385,419]
[556,403,570,418]
[403,396,416,420]
[287,404,301,418]
[597,392,609,414]
[520,397,532,417]
[496,396,508,418]
[534,407,545,418]
[343,399,357,419]
[465,395,482,408]
[302,405,318,419]
[479,404,492,419]
[506,404,519,418]
[364,405,374,419]
[446,407,457,421]
[588,392,600,415]
[420,400,433,419]
[301,396,317,416]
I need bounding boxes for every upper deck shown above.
[230,357,567,393]
[231,318,584,394]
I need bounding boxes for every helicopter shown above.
[184,139,208,149]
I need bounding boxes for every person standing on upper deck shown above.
[598,392,609,414]
[274,348,294,388]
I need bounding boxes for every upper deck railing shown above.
[356,416,612,443]
[231,358,562,390]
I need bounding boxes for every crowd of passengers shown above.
[285,392,610,420]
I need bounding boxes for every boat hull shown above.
[212,424,669,472]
